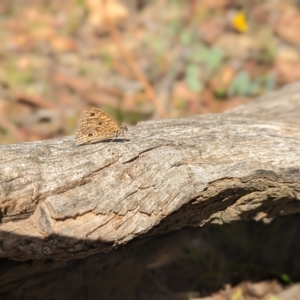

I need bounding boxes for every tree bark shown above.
[1,82,300,262]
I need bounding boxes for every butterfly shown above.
[75,107,128,145]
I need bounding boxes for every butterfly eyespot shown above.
[75,107,126,145]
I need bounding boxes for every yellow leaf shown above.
[231,287,243,300]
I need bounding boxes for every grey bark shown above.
[1,82,300,261]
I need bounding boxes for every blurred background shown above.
[1,1,300,298]
[0,0,298,144]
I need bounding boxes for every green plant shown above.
[228,71,277,97]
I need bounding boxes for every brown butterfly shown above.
[75,107,128,145]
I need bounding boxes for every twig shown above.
[102,0,168,118]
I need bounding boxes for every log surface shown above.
[1,83,300,261]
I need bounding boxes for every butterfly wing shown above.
[75,107,121,145]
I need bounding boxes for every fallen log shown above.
[1,83,300,262]
[1,83,300,299]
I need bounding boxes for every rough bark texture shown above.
[1,83,300,263]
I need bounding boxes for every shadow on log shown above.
[1,83,300,299]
